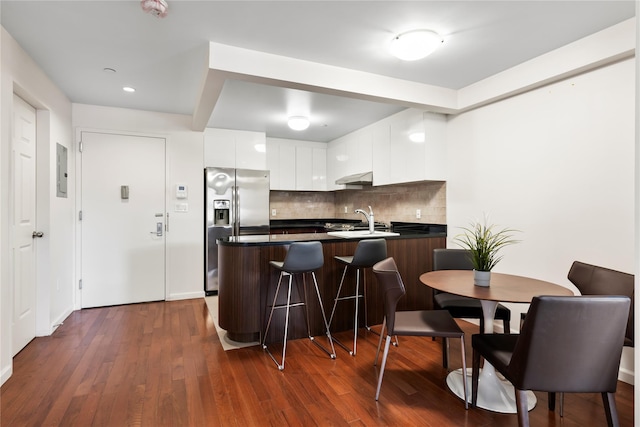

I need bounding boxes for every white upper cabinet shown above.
[389,108,427,183]
[327,127,374,190]
[204,128,267,170]
[267,138,327,191]
[371,119,391,186]
[422,112,447,181]
[312,147,327,190]
[295,146,313,190]
[371,109,447,185]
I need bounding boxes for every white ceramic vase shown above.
[474,270,491,287]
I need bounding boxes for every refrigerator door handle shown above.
[233,185,239,236]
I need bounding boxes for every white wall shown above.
[1,27,74,384]
[72,104,205,303]
[446,57,635,382]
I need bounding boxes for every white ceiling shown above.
[1,1,635,142]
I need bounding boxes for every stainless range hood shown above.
[335,171,373,185]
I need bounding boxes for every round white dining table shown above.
[419,269,575,414]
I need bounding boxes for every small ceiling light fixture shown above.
[103,67,116,73]
[389,29,443,61]
[141,0,168,18]
[123,86,136,93]
[287,116,310,131]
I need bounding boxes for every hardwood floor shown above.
[1,298,634,426]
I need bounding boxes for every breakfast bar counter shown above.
[217,230,446,343]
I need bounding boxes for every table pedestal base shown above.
[446,368,537,414]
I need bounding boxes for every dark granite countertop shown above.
[269,218,363,229]
[218,228,446,247]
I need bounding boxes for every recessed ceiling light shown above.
[288,116,310,131]
[103,67,116,73]
[123,86,136,93]
[389,30,443,61]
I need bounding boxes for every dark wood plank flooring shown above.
[1,299,634,426]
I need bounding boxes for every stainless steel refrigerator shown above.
[205,167,270,295]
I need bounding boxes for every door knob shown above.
[32,231,44,238]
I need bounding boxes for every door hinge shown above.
[78,210,83,221]
[79,140,83,152]
[79,279,83,290]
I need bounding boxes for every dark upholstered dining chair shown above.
[372,257,468,407]
[433,248,512,334]
[568,260,634,347]
[472,295,630,427]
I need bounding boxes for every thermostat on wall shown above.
[176,184,188,199]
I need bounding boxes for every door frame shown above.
[74,127,169,310]
[5,89,51,359]
[9,93,37,356]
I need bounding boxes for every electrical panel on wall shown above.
[56,143,68,198]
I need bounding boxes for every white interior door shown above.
[80,131,166,308]
[11,94,37,355]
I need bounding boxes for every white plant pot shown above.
[474,270,491,287]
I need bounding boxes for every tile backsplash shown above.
[270,181,446,224]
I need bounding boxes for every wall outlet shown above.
[344,206,348,213]
[271,208,277,216]
[416,209,421,219]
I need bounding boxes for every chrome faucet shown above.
[355,206,375,234]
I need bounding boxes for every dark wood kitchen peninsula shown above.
[217,231,446,343]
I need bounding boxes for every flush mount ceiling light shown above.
[141,0,168,18]
[389,30,443,61]
[287,116,310,131]
[123,86,136,93]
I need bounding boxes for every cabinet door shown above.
[372,121,391,186]
[205,128,266,169]
[327,137,347,190]
[312,147,327,191]
[235,131,266,170]
[423,112,447,180]
[204,128,236,168]
[347,127,373,174]
[266,142,281,190]
[278,144,296,190]
[389,109,426,184]
[295,146,313,190]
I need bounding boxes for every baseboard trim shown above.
[166,291,205,301]
[1,363,13,386]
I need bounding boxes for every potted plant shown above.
[453,219,520,286]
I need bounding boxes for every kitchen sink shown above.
[326,230,400,239]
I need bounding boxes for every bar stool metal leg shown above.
[263,241,333,370]
[263,272,305,371]
[329,265,364,355]
[308,271,336,359]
